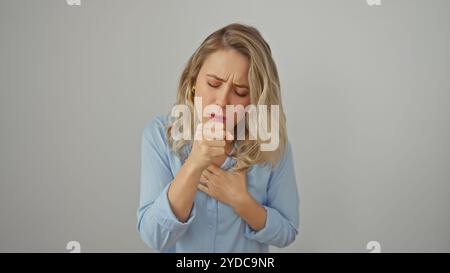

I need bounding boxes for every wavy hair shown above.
[165,23,288,171]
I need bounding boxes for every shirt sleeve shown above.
[136,116,196,252]
[244,142,300,248]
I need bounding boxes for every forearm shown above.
[233,194,267,232]
[167,158,203,222]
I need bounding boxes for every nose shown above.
[214,85,231,109]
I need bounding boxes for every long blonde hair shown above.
[166,23,288,171]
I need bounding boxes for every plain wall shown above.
[0,0,449,252]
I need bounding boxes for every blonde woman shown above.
[137,23,299,252]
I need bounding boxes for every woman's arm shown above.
[243,142,300,248]
[197,165,268,231]
[166,158,203,222]
[138,118,189,252]
[197,142,300,248]
[138,119,229,251]
[234,195,267,231]
[168,124,230,221]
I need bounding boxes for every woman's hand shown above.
[186,123,232,172]
[197,164,250,209]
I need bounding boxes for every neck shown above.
[225,141,234,154]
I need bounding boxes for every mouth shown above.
[209,112,226,123]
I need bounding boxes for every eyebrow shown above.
[206,74,249,89]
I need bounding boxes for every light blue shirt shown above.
[137,114,300,252]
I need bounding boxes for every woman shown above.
[137,23,299,252]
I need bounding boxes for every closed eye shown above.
[235,90,248,97]
[207,82,220,88]
[208,81,248,97]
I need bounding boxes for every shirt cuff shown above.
[244,205,282,243]
[151,182,196,232]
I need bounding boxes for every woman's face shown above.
[194,49,251,129]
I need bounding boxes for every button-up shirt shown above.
[137,114,300,252]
